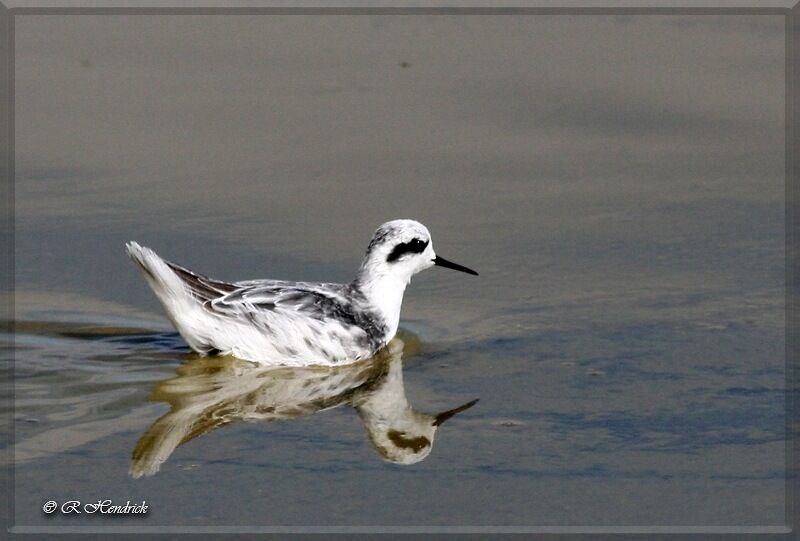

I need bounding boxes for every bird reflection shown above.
[130,336,478,477]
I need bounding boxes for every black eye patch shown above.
[386,238,429,262]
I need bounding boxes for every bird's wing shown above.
[206,281,353,321]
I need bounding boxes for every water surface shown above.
[10,13,786,529]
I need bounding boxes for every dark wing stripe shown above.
[167,261,236,302]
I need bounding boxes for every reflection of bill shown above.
[130,337,478,477]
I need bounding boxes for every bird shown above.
[125,219,477,365]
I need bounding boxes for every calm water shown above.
[9,13,786,529]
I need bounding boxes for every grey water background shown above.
[8,13,786,527]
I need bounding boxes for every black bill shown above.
[432,398,480,426]
[433,256,479,276]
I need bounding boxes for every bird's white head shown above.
[353,219,477,334]
[361,219,435,283]
[356,219,478,286]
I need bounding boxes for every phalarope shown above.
[126,219,477,365]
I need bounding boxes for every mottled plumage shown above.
[126,219,477,365]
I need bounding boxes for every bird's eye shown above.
[386,237,429,262]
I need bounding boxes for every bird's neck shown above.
[352,267,408,337]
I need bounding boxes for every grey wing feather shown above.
[207,281,351,319]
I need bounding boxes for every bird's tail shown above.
[125,241,207,338]
[126,242,240,357]
[126,241,190,305]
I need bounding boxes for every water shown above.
[9,13,786,529]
